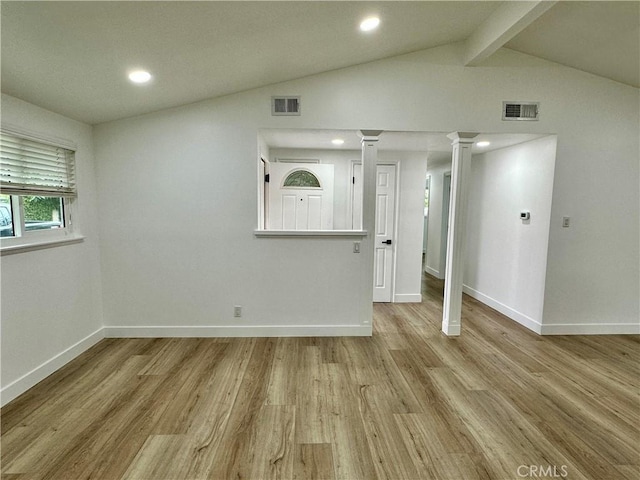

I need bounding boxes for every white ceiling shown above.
[506,1,640,89]
[1,1,638,125]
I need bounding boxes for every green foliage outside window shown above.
[24,196,62,221]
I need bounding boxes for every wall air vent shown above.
[271,96,301,116]
[502,102,539,121]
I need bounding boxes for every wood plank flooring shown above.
[2,274,639,479]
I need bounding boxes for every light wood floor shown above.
[2,275,639,480]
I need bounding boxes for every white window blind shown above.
[0,131,76,197]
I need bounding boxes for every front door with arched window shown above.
[267,163,334,230]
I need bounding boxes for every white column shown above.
[360,130,382,327]
[442,132,478,336]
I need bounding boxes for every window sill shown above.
[254,229,368,238]
[1,235,85,255]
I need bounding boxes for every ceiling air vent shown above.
[502,101,539,121]
[271,96,301,116]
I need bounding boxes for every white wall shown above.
[425,158,452,278]
[464,136,557,332]
[92,42,638,337]
[543,133,640,333]
[1,94,104,405]
[94,113,372,336]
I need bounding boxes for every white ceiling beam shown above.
[464,1,557,66]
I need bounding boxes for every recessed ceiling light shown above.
[360,16,380,32]
[476,141,491,147]
[128,70,152,84]
[332,139,345,145]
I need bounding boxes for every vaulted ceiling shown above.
[2,1,638,125]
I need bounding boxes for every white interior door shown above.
[351,163,397,302]
[268,163,334,230]
[373,165,396,302]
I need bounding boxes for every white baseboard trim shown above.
[462,285,543,335]
[424,266,441,278]
[103,324,372,338]
[540,323,640,335]
[441,322,460,336]
[394,294,422,303]
[1,328,104,407]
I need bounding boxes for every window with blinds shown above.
[1,130,79,250]
[0,131,76,196]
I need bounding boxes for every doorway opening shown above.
[422,133,557,335]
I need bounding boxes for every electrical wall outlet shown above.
[234,305,242,317]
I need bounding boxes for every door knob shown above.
[382,240,392,245]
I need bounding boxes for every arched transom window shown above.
[283,169,321,188]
